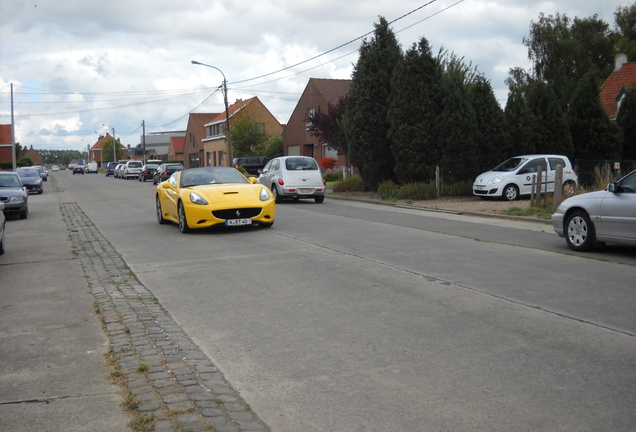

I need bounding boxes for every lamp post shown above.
[102,124,116,162]
[191,60,233,166]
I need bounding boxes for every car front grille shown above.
[212,208,262,219]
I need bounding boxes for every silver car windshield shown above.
[492,157,527,172]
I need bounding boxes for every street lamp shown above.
[191,60,233,165]
[102,124,116,162]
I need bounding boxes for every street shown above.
[10,170,636,431]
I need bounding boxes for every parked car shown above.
[138,163,159,182]
[113,164,125,178]
[473,154,578,201]
[0,202,5,254]
[86,161,98,173]
[153,163,184,185]
[105,161,118,177]
[34,165,48,181]
[51,165,60,172]
[155,166,275,233]
[73,165,85,175]
[16,167,43,194]
[551,169,636,251]
[233,156,270,175]
[257,156,326,203]
[0,171,28,219]
[121,160,143,179]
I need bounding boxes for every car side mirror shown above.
[161,181,171,189]
[248,177,257,184]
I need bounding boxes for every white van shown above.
[121,160,143,180]
[473,154,578,201]
[86,161,98,173]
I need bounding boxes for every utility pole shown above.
[142,120,146,164]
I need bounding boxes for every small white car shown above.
[258,156,326,203]
[122,160,143,180]
[473,154,578,201]
[551,169,636,251]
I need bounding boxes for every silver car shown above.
[257,156,326,203]
[0,171,29,220]
[551,169,636,251]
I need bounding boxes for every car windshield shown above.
[180,167,248,187]
[166,165,183,172]
[491,157,528,172]
[16,168,40,178]
[146,164,159,169]
[128,162,142,168]
[0,174,21,188]
[285,158,318,171]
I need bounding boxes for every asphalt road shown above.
[52,171,636,431]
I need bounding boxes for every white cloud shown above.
[0,0,625,151]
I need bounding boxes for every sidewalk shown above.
[0,181,269,431]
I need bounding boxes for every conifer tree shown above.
[504,88,539,156]
[387,38,443,183]
[526,81,573,157]
[616,86,636,160]
[343,17,402,189]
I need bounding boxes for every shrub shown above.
[397,182,437,200]
[323,170,343,182]
[442,180,472,197]
[377,180,398,200]
[333,175,365,192]
[319,157,338,170]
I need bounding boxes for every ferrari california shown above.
[155,166,276,233]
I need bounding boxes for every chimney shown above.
[615,53,628,71]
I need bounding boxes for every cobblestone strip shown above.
[60,202,269,432]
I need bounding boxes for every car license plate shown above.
[225,218,252,226]
[475,186,486,191]
[299,188,312,193]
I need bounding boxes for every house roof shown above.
[600,62,636,119]
[90,133,111,150]
[310,78,352,105]
[206,97,258,125]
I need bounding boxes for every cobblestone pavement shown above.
[60,202,270,432]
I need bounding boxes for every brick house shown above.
[201,96,283,167]
[184,113,218,168]
[167,136,185,161]
[0,124,13,164]
[283,78,351,167]
[600,54,636,120]
[20,145,44,165]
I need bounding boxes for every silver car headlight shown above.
[259,187,271,201]
[487,176,503,185]
[8,196,23,202]
[189,192,208,205]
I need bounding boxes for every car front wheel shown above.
[563,180,577,197]
[156,196,169,225]
[502,184,518,201]
[565,210,595,252]
[271,185,281,203]
[178,202,191,233]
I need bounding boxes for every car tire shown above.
[562,180,577,198]
[565,209,596,252]
[156,196,169,225]
[38,190,43,195]
[314,195,325,203]
[178,201,191,233]
[502,184,518,201]
[20,208,28,220]
[271,185,281,203]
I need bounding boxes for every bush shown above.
[377,180,398,200]
[333,175,365,192]
[397,182,437,200]
[323,170,343,182]
[442,180,473,197]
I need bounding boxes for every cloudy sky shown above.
[0,0,627,152]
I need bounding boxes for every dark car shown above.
[0,171,28,219]
[138,163,159,182]
[73,165,85,175]
[35,166,48,181]
[105,161,118,177]
[16,167,44,194]
[233,156,270,175]
[153,163,184,185]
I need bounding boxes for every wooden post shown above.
[553,164,563,207]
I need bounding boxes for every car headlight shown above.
[189,192,208,205]
[487,176,503,185]
[35,179,42,185]
[8,196,23,202]
[259,187,271,201]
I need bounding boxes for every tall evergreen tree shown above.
[526,81,573,157]
[387,38,443,183]
[616,86,636,160]
[467,76,507,173]
[342,17,402,189]
[569,73,622,161]
[614,4,636,61]
[504,87,539,156]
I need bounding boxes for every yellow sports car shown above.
[155,167,275,233]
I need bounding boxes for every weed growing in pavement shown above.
[137,364,149,372]
[211,398,224,405]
